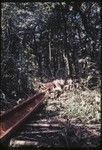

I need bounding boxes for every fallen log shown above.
[20,130,61,135]
[26,123,60,128]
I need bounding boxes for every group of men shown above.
[40,78,80,94]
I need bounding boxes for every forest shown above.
[1,1,101,147]
[1,1,101,99]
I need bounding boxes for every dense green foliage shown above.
[1,1,101,99]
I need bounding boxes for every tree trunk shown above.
[59,2,73,78]
[49,31,51,61]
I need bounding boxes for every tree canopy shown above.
[1,1,101,99]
